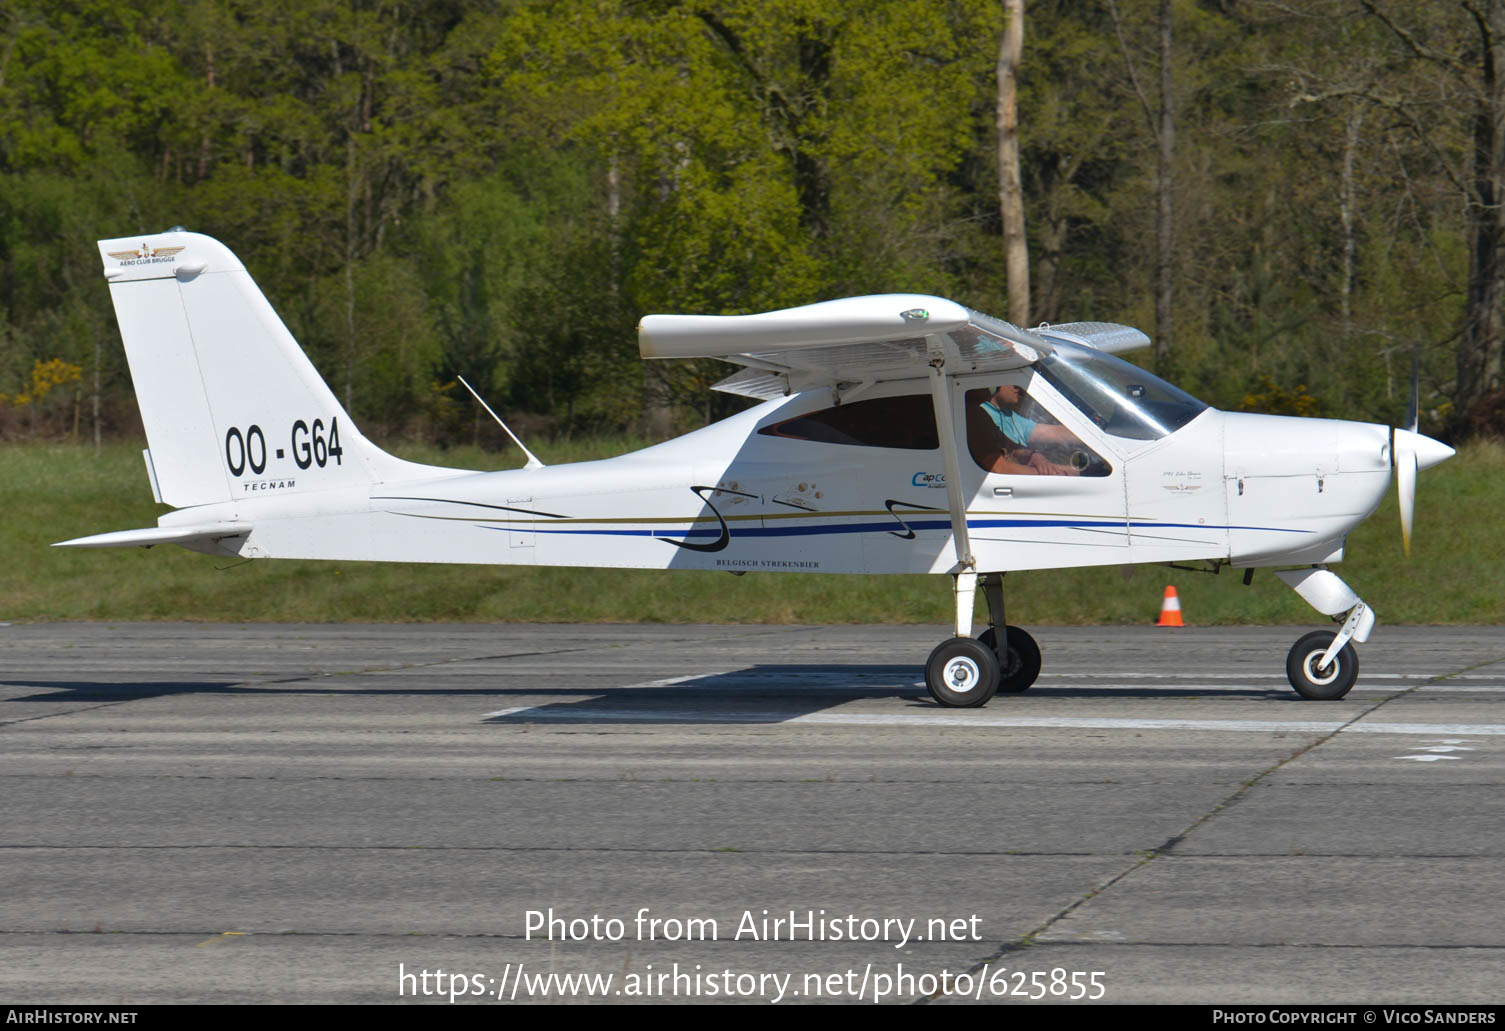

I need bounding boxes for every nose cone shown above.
[1395,428,1455,471]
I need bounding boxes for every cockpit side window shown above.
[966,382,1112,477]
[758,393,938,450]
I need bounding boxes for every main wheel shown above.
[977,625,1042,693]
[1286,630,1359,700]
[925,638,1000,708]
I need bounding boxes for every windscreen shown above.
[1033,338,1208,441]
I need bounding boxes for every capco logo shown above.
[912,472,946,488]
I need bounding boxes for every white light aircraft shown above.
[59,231,1456,706]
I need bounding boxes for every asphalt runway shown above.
[3,622,1503,1005]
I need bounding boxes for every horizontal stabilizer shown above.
[53,522,251,550]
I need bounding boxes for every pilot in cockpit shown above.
[967,383,1082,476]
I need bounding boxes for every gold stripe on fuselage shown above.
[383,506,1106,527]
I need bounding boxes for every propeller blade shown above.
[1397,435,1417,558]
[1395,352,1426,557]
[1391,427,1454,557]
[1405,345,1420,434]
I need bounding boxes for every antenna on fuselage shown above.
[457,375,545,470]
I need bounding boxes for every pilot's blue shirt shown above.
[980,401,1036,446]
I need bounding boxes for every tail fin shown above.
[98,231,446,507]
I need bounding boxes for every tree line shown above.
[2,0,1501,448]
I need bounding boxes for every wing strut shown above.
[926,339,977,638]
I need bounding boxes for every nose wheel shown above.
[1275,570,1373,700]
[1286,630,1359,700]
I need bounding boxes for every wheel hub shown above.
[943,656,981,692]
[1303,650,1340,685]
[1002,647,1021,678]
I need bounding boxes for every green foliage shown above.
[0,0,1502,443]
[1235,376,1321,418]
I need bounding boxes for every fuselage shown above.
[165,370,1398,576]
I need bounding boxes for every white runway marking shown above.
[628,673,1505,693]
[1381,685,1505,693]
[626,672,928,691]
[641,672,1505,684]
[1038,683,1505,693]
[1040,674,1505,691]
[1393,739,1479,763]
[608,671,1492,695]
[1040,672,1505,680]
[479,706,1505,737]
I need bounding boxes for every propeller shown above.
[1391,347,1454,557]
[1394,424,1417,556]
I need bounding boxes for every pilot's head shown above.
[991,384,1023,408]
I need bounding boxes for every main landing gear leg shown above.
[975,572,1042,695]
[1275,567,1375,700]
[924,570,998,708]
[924,572,1043,707]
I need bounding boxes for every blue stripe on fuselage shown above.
[478,518,1310,539]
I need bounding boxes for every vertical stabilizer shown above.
[98,231,455,507]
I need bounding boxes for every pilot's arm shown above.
[966,403,1072,475]
[1025,422,1080,448]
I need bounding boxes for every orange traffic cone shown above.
[1156,586,1184,627]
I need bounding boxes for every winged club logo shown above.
[107,243,185,267]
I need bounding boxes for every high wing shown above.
[1036,321,1151,356]
[638,294,1054,401]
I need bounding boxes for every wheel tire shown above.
[977,625,1042,693]
[925,638,1000,708]
[1286,630,1359,700]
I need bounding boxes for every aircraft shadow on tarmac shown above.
[479,664,1296,725]
[4,665,1292,714]
[3,680,245,703]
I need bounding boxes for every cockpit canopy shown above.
[1031,336,1208,441]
